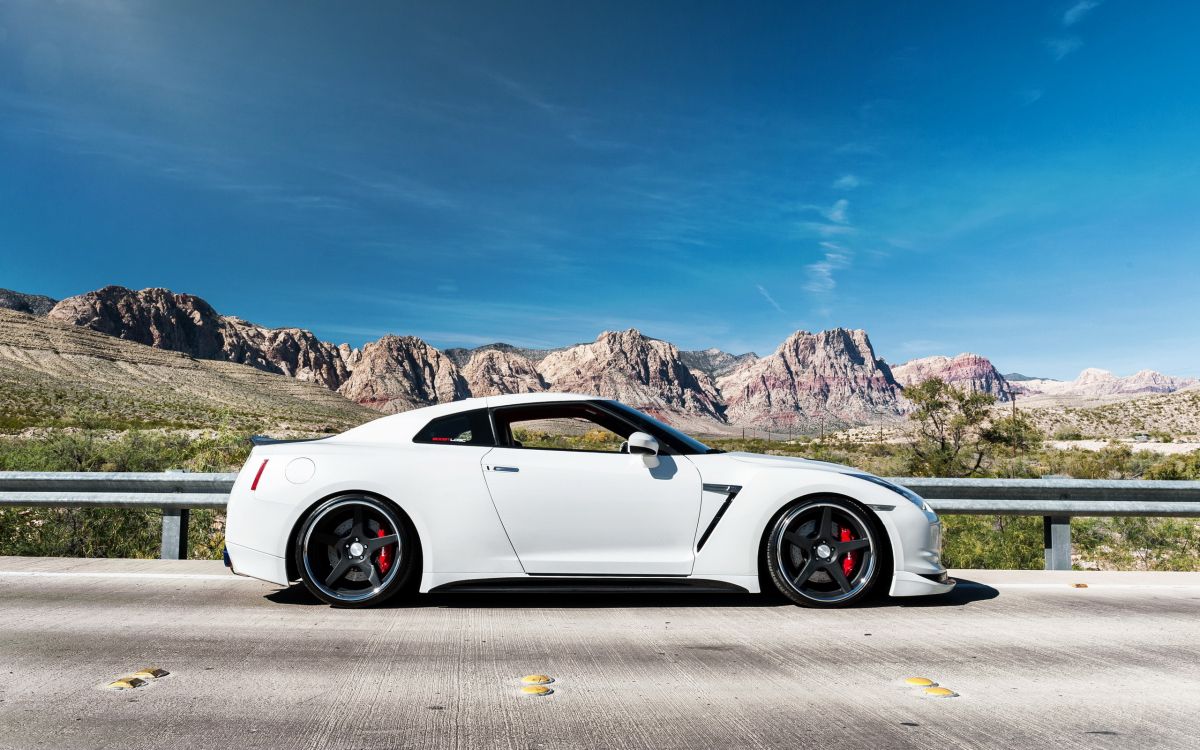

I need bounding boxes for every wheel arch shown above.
[284,489,425,585]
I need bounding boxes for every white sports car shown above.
[225,393,953,608]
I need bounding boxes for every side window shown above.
[413,409,495,446]
[493,403,635,453]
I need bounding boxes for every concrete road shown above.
[1,558,1199,750]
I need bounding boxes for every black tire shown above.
[765,496,882,608]
[293,495,415,608]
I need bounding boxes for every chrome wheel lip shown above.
[302,498,403,603]
[772,501,876,604]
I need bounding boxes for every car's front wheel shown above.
[294,495,414,607]
[765,497,882,608]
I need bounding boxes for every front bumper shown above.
[891,570,956,597]
[888,518,954,597]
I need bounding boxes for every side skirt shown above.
[428,577,750,594]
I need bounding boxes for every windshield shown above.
[602,400,713,455]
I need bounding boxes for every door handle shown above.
[487,465,520,473]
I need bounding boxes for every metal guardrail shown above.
[0,472,235,561]
[2,472,1199,569]
[892,477,1200,570]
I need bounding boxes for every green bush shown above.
[941,515,1043,569]
[1144,450,1200,480]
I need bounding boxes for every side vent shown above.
[696,484,742,551]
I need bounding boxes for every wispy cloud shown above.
[482,70,565,116]
[800,199,852,229]
[1063,0,1102,27]
[1017,88,1044,106]
[825,198,850,224]
[1045,36,1083,60]
[832,174,860,190]
[755,284,785,313]
[804,242,854,294]
[800,221,855,238]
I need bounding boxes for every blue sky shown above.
[2,1,1198,379]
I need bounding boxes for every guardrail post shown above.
[161,508,189,560]
[1043,515,1071,570]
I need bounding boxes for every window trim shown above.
[411,407,497,447]
[488,400,677,455]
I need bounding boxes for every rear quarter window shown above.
[413,409,495,446]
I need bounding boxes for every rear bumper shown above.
[225,541,290,586]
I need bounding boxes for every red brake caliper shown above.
[840,526,856,577]
[376,528,392,575]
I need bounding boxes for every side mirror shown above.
[627,431,660,468]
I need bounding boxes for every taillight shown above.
[250,459,269,491]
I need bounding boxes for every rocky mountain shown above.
[680,348,758,379]
[892,353,1012,401]
[47,286,350,389]
[443,342,561,368]
[0,308,372,432]
[337,335,469,413]
[1015,368,1199,400]
[537,329,726,425]
[0,289,56,316]
[24,283,1198,435]
[716,329,904,428]
[461,348,548,396]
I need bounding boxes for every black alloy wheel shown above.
[765,498,881,608]
[295,495,412,607]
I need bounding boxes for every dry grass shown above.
[1018,389,1200,441]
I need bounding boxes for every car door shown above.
[480,401,703,576]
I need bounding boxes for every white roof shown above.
[332,392,604,444]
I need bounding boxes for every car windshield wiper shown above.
[705,448,727,454]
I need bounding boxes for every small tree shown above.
[903,378,1041,477]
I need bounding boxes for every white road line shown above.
[0,570,261,582]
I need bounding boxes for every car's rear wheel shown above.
[765,497,881,608]
[294,495,413,607]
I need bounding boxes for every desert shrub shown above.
[902,379,1042,477]
[1074,517,1200,571]
[940,515,1042,569]
[1144,450,1200,480]
[1052,427,1084,441]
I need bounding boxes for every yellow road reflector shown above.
[1071,583,1089,588]
[521,674,554,685]
[924,687,957,697]
[132,667,169,680]
[904,677,936,687]
[107,677,146,690]
[520,685,553,696]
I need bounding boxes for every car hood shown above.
[722,451,861,475]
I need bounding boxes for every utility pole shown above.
[1010,387,1018,475]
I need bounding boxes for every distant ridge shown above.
[5,283,1194,433]
[0,289,56,316]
